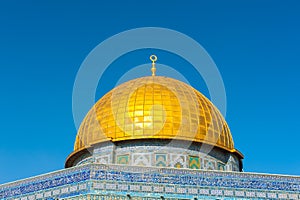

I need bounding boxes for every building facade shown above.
[1,58,299,199]
[1,164,300,199]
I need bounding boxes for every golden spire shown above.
[150,55,157,76]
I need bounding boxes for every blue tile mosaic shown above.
[0,163,299,199]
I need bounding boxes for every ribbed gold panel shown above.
[74,76,235,153]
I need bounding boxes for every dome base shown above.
[66,139,243,172]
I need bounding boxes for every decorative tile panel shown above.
[188,188,198,194]
[155,154,167,167]
[211,189,222,196]
[132,153,151,166]
[245,191,255,197]
[199,189,209,195]
[0,163,299,200]
[96,155,110,164]
[153,186,164,193]
[204,159,216,170]
[289,193,299,199]
[267,193,277,198]
[189,156,200,169]
[170,154,186,168]
[92,145,240,172]
[235,190,244,197]
[217,162,225,171]
[141,185,152,192]
[257,192,266,198]
[165,186,175,193]
[224,190,234,196]
[117,154,129,165]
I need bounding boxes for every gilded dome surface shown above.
[73,76,237,154]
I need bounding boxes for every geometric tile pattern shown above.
[96,155,110,164]
[155,154,167,167]
[132,153,151,166]
[189,156,200,169]
[218,162,225,171]
[1,164,300,199]
[116,154,129,165]
[204,159,216,170]
[90,145,241,172]
[170,154,186,168]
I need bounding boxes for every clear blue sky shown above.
[0,1,299,184]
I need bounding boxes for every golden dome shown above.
[72,76,238,155]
